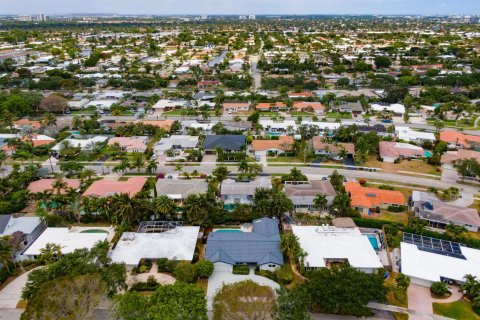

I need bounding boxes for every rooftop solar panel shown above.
[402,232,466,260]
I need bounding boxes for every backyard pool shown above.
[214,229,242,233]
[424,150,433,158]
[267,131,282,136]
[80,229,109,234]
[364,234,379,250]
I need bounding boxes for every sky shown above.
[0,0,479,16]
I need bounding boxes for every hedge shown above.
[232,265,250,275]
[387,205,405,213]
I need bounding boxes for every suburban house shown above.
[155,179,208,205]
[259,119,297,133]
[153,135,199,160]
[371,103,405,116]
[330,102,364,117]
[287,91,314,99]
[395,127,436,144]
[151,99,189,112]
[221,178,272,207]
[379,141,425,163]
[223,102,250,114]
[82,177,148,198]
[27,178,81,194]
[256,102,287,112]
[311,137,355,159]
[251,136,294,156]
[440,149,480,170]
[107,136,149,153]
[202,135,246,154]
[401,233,480,287]
[140,120,176,132]
[24,134,56,147]
[284,180,337,212]
[205,217,283,272]
[52,136,109,153]
[13,119,41,131]
[345,181,405,215]
[110,224,200,266]
[0,215,45,257]
[357,124,388,137]
[440,131,480,149]
[411,191,480,232]
[292,225,383,273]
[292,101,325,115]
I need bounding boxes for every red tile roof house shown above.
[292,101,325,115]
[311,137,355,159]
[440,131,480,149]
[13,119,42,131]
[250,136,294,156]
[28,179,81,195]
[107,136,149,153]
[82,177,148,198]
[379,141,424,163]
[197,80,220,88]
[223,102,250,114]
[256,102,287,112]
[440,149,480,170]
[287,91,314,99]
[345,181,405,216]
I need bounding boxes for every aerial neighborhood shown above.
[0,11,480,320]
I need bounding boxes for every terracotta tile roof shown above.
[82,177,147,198]
[107,136,148,152]
[256,102,286,109]
[311,137,355,155]
[251,136,294,151]
[284,180,337,197]
[140,120,175,131]
[440,149,480,164]
[28,178,81,194]
[13,119,41,129]
[23,134,55,147]
[345,181,405,208]
[292,101,325,111]
[440,131,480,147]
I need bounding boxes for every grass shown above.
[195,280,208,295]
[16,300,28,309]
[385,273,409,320]
[325,111,353,119]
[290,111,313,116]
[267,156,305,163]
[364,154,441,176]
[259,111,282,118]
[433,299,480,320]
[379,211,409,225]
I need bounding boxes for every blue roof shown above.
[205,217,283,266]
[203,135,246,151]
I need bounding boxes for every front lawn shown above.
[325,111,353,119]
[267,156,305,163]
[433,300,480,320]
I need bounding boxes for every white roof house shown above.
[23,228,109,257]
[396,127,436,143]
[153,135,199,154]
[371,103,405,115]
[301,121,341,132]
[401,241,480,287]
[259,119,297,132]
[152,99,188,111]
[292,226,383,273]
[109,226,200,266]
[52,136,109,152]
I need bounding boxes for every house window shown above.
[268,264,276,268]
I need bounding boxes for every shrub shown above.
[358,179,367,185]
[157,258,177,273]
[275,265,293,285]
[387,205,405,213]
[195,260,214,279]
[130,276,159,292]
[173,261,197,283]
[232,265,250,275]
[430,282,450,297]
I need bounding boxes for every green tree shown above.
[173,261,197,283]
[195,260,214,279]
[275,286,312,320]
[130,153,145,173]
[0,240,13,273]
[154,195,177,219]
[313,194,328,211]
[38,242,62,265]
[113,282,207,320]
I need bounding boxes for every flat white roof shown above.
[292,226,382,270]
[23,228,108,256]
[401,242,480,284]
[109,226,200,266]
[1,217,42,236]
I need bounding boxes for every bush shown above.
[430,282,450,297]
[232,265,250,275]
[130,276,159,292]
[275,265,293,285]
[173,261,197,283]
[195,260,214,279]
[387,205,405,213]
[157,258,177,273]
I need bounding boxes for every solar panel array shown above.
[137,221,183,233]
[403,232,466,260]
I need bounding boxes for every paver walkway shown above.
[407,284,462,320]
[126,262,176,287]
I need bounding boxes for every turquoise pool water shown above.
[215,229,242,233]
[365,234,379,250]
[424,150,433,158]
[267,131,282,136]
[80,229,109,234]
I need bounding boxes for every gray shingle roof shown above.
[0,215,12,234]
[203,135,246,151]
[205,217,283,266]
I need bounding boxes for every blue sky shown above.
[0,0,479,15]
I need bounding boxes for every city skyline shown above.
[1,0,480,16]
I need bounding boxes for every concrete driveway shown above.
[408,284,463,320]
[0,268,38,308]
[448,192,473,207]
[206,267,280,311]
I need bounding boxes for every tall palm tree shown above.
[270,191,294,224]
[146,159,158,176]
[154,195,177,219]
[131,153,145,173]
[313,194,328,212]
[42,112,57,127]
[182,193,209,225]
[52,178,68,195]
[109,193,137,226]
[174,164,184,177]
[0,240,13,272]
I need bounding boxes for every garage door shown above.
[214,262,233,272]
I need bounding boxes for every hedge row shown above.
[232,265,250,275]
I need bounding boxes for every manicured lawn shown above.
[267,156,305,163]
[259,111,282,118]
[324,112,353,119]
[364,154,440,176]
[380,211,409,225]
[290,111,313,116]
[163,109,186,115]
[433,300,480,320]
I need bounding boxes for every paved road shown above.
[250,55,261,92]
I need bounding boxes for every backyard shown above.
[433,299,480,320]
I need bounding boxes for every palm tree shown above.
[154,195,177,219]
[237,159,249,174]
[174,164,184,177]
[182,193,210,225]
[0,240,13,272]
[108,193,137,226]
[270,191,294,224]
[39,243,62,265]
[462,275,480,299]
[52,178,68,195]
[111,108,121,123]
[146,159,158,176]
[131,153,145,173]
[79,169,96,183]
[212,165,230,183]
[331,193,351,217]
[0,150,7,175]
[313,194,328,212]
[42,112,57,127]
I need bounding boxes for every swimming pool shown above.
[215,229,242,233]
[364,234,379,250]
[424,150,433,158]
[267,131,283,136]
[80,229,109,234]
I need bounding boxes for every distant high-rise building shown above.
[239,15,247,20]
[34,13,46,22]
[249,15,256,20]
[17,15,32,22]
[82,16,98,22]
[200,15,208,20]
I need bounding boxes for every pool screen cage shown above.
[137,221,183,233]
